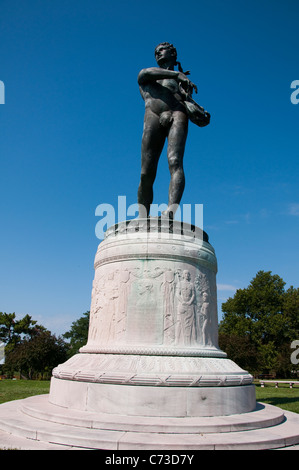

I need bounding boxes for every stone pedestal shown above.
[50,219,255,417]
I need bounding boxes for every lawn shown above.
[255,382,299,414]
[0,380,298,414]
[0,379,50,404]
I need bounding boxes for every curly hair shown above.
[155,42,177,59]
[154,42,185,73]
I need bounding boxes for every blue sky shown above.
[1,0,298,336]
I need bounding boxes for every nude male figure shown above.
[137,42,199,218]
[201,292,210,345]
[175,270,195,345]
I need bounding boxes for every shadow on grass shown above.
[258,395,299,408]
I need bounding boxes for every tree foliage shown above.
[5,331,68,379]
[0,312,45,347]
[63,311,89,357]
[0,312,68,379]
[219,271,299,377]
[0,310,91,378]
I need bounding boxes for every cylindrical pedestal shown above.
[50,219,255,417]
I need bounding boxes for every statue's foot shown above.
[160,209,174,219]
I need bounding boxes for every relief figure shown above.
[162,269,176,344]
[200,292,211,346]
[175,270,196,346]
[116,269,131,339]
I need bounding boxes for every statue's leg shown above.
[184,308,194,345]
[166,114,188,216]
[138,113,165,217]
[175,312,183,345]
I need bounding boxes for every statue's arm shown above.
[187,289,195,305]
[138,68,198,96]
[175,283,182,302]
[138,67,180,85]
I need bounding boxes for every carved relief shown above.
[200,292,211,346]
[116,269,130,338]
[53,353,253,387]
[88,270,120,344]
[195,272,210,296]
[88,276,106,343]
[126,263,164,344]
[194,271,216,346]
[175,270,196,346]
[162,270,176,345]
[105,272,119,342]
[88,257,218,350]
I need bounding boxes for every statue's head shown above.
[183,270,191,280]
[155,42,177,67]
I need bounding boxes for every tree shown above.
[218,333,258,373]
[63,311,90,357]
[220,271,286,343]
[283,286,299,342]
[0,312,46,360]
[219,271,299,377]
[0,313,39,345]
[0,312,68,378]
[5,331,68,379]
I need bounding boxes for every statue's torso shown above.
[179,280,194,303]
[140,78,186,116]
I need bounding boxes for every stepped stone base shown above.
[0,394,299,450]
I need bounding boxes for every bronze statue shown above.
[137,42,210,218]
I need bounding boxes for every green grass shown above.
[0,380,50,404]
[0,380,298,415]
[255,382,299,414]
